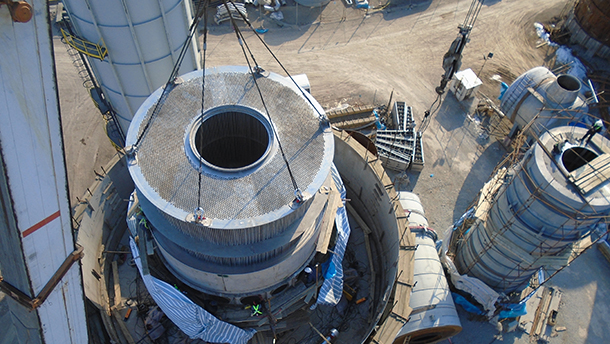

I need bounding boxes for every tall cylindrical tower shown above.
[125,66,335,297]
[454,126,610,292]
[62,0,200,133]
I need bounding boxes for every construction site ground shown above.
[51,0,610,343]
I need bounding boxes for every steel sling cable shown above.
[132,2,207,148]
[221,0,303,201]
[226,0,327,122]
[195,0,210,222]
[420,93,442,133]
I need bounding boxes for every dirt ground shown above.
[200,0,571,229]
[53,0,574,235]
[53,0,610,343]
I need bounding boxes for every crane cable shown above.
[195,0,210,222]
[222,0,303,201]
[225,0,327,123]
[462,0,485,33]
[420,93,442,133]
[132,1,207,149]
[426,0,485,131]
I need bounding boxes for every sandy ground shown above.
[201,0,569,231]
[53,0,610,343]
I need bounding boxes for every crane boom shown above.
[436,0,485,94]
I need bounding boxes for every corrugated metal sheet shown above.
[0,0,88,341]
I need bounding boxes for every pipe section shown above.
[394,192,461,344]
[500,67,587,138]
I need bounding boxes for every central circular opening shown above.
[557,74,580,92]
[195,111,270,169]
[561,147,598,172]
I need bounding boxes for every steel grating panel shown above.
[129,67,333,224]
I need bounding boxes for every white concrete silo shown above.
[61,0,201,133]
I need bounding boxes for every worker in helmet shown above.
[581,119,604,144]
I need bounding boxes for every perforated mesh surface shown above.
[132,70,330,221]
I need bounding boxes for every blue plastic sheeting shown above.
[498,302,527,319]
[452,293,485,315]
[453,207,474,230]
[373,109,387,130]
[498,82,509,100]
[129,238,256,344]
[316,164,352,306]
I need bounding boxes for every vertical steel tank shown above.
[0,0,88,341]
[61,0,200,133]
[454,126,610,292]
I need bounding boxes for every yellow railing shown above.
[60,28,108,60]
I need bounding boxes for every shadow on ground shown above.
[551,247,610,344]
[451,140,503,223]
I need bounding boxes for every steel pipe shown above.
[394,192,461,344]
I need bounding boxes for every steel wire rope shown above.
[462,0,485,32]
[419,93,442,133]
[221,0,302,200]
[132,1,207,148]
[225,0,327,122]
[195,0,210,221]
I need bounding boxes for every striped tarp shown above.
[316,164,352,305]
[129,238,256,344]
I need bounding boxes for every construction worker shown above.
[581,119,604,144]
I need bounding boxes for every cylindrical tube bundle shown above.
[126,67,334,296]
[455,126,610,292]
[394,192,461,344]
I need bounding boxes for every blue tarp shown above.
[498,82,509,100]
[498,302,527,319]
[316,164,352,306]
[129,238,256,344]
[452,292,485,315]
